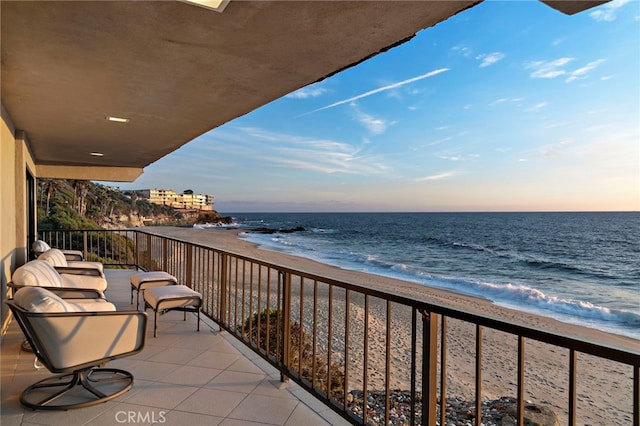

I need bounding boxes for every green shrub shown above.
[240,308,345,398]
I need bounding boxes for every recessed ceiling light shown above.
[182,0,230,13]
[90,152,104,157]
[106,116,130,123]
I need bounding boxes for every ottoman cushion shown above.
[144,285,201,311]
[130,271,177,289]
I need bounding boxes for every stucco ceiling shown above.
[0,1,607,181]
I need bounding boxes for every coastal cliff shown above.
[36,179,230,230]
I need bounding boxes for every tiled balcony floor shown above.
[1,269,349,426]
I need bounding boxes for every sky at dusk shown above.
[101,0,640,213]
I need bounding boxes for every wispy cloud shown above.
[415,171,458,182]
[204,127,390,176]
[520,138,575,161]
[489,98,509,106]
[423,136,454,147]
[489,97,523,107]
[476,52,506,67]
[304,68,450,114]
[352,109,391,135]
[286,85,328,99]
[526,101,549,111]
[451,44,473,57]
[590,0,630,22]
[524,57,574,79]
[565,59,606,83]
[437,154,463,161]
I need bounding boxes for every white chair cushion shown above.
[59,273,108,292]
[144,285,201,310]
[67,260,104,273]
[32,240,52,254]
[14,287,69,312]
[38,249,69,267]
[12,260,63,288]
[68,298,116,312]
[130,271,178,288]
[13,287,116,313]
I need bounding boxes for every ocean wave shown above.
[193,222,240,229]
[310,227,338,234]
[236,224,640,338]
[320,247,640,336]
[451,241,501,254]
[410,276,640,337]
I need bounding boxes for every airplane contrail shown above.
[301,68,450,116]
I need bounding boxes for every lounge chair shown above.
[7,287,146,410]
[32,239,84,261]
[10,259,108,295]
[38,248,104,275]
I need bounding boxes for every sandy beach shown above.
[144,226,639,424]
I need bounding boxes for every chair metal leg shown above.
[20,368,133,410]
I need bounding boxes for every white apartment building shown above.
[137,189,214,211]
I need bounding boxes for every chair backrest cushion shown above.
[32,239,52,254]
[12,260,63,288]
[13,287,69,312]
[38,249,69,267]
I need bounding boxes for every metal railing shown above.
[37,229,640,425]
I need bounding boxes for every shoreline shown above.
[144,226,638,349]
[142,226,638,424]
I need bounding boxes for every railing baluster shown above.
[265,267,271,356]
[475,324,482,426]
[312,279,318,390]
[257,265,262,349]
[282,272,292,382]
[363,294,369,426]
[440,315,447,426]
[235,258,240,339]
[569,348,577,426]
[410,307,417,426]
[343,289,350,412]
[518,335,525,425]
[249,263,254,343]
[385,300,391,426]
[276,269,282,361]
[422,310,438,426]
[220,253,228,326]
[634,366,639,426]
[145,233,151,270]
[82,231,87,260]
[299,276,305,380]
[327,285,333,401]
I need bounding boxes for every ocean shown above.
[196,212,640,340]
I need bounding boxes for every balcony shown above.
[1,267,347,425]
[2,229,639,425]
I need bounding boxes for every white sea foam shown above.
[237,228,640,339]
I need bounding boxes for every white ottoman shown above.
[130,271,178,309]
[143,285,201,337]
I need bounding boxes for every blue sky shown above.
[103,0,640,213]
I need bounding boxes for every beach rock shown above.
[505,401,560,426]
[346,391,559,426]
[249,226,306,234]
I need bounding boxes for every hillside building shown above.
[135,189,214,211]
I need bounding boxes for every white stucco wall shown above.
[1,103,35,332]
